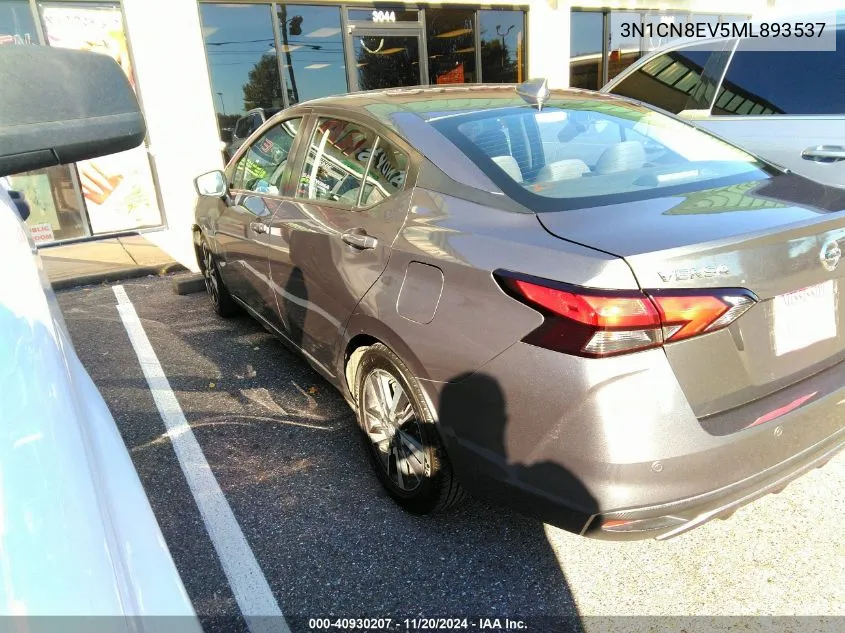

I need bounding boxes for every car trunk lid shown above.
[536,174,845,421]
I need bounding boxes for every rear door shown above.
[265,114,415,375]
[691,27,845,187]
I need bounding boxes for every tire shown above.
[199,239,240,317]
[354,343,466,514]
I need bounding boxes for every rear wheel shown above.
[354,343,466,514]
[200,239,239,317]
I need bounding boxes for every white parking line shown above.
[113,285,290,633]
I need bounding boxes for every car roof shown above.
[293,84,634,128]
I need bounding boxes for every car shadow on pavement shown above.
[60,282,587,633]
[172,326,588,632]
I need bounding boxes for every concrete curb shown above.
[172,273,206,295]
[50,262,187,291]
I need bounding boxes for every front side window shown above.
[713,30,845,116]
[234,117,302,194]
[296,118,378,204]
[431,100,772,211]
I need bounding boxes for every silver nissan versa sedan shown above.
[192,81,845,540]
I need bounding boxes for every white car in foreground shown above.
[0,45,201,631]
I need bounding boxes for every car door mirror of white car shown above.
[676,109,712,121]
[7,189,30,221]
[0,45,145,177]
[195,170,228,198]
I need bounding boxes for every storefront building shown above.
[0,0,775,267]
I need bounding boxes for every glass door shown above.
[349,30,424,91]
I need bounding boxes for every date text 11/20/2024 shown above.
[308,618,528,631]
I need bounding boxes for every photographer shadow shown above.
[432,371,597,631]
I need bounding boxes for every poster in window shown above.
[6,172,60,242]
[41,4,163,234]
[436,64,465,85]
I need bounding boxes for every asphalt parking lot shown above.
[58,273,845,633]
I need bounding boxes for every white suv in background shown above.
[603,17,845,187]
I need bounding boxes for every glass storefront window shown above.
[278,5,347,104]
[0,0,36,44]
[354,34,421,91]
[608,11,643,81]
[200,3,280,140]
[479,10,525,84]
[40,2,162,235]
[426,8,476,85]
[570,11,603,90]
[9,166,88,243]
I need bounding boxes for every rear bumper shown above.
[421,341,845,540]
[584,424,844,540]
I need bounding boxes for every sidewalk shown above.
[40,234,188,290]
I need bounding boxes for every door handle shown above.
[802,146,845,162]
[342,231,377,250]
[250,221,267,234]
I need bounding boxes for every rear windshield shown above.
[429,100,774,211]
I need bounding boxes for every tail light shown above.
[496,271,756,358]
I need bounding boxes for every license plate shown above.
[773,280,837,356]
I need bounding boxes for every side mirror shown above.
[677,109,712,121]
[195,170,228,198]
[0,45,145,177]
[7,189,30,221]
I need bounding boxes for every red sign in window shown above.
[436,64,465,85]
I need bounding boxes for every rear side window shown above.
[609,43,722,114]
[296,118,378,204]
[359,137,409,206]
[431,101,772,211]
[233,117,302,193]
[296,117,409,207]
[713,29,845,116]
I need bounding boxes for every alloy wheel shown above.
[361,369,428,492]
[202,244,220,307]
